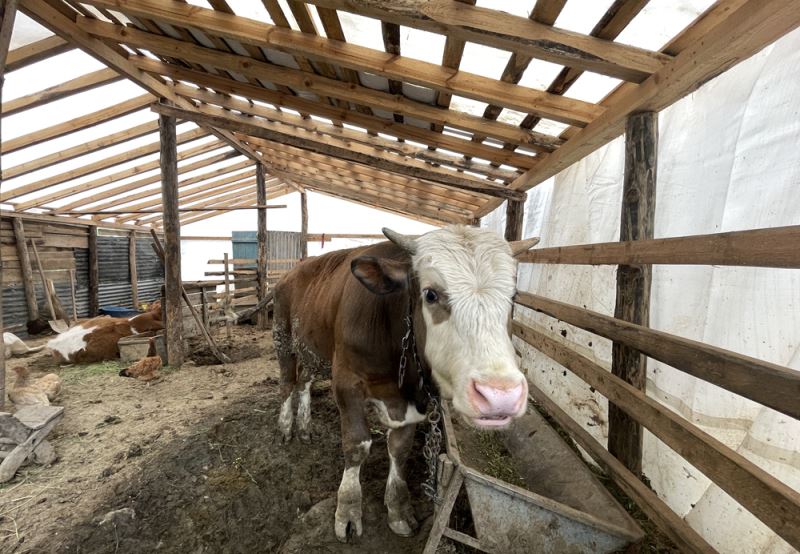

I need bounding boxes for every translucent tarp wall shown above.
[484,28,800,554]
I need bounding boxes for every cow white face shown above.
[352,226,535,430]
[410,226,528,429]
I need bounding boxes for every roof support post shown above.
[300,191,308,260]
[0,0,14,410]
[159,111,184,367]
[129,231,138,309]
[256,163,269,330]
[609,111,657,476]
[12,219,39,322]
[504,199,525,242]
[88,226,99,317]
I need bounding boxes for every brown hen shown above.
[119,337,162,382]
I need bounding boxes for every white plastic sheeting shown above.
[485,28,800,554]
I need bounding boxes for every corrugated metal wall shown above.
[2,233,163,337]
[232,230,302,272]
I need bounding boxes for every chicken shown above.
[8,366,62,407]
[119,337,162,382]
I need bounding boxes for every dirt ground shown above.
[0,326,436,554]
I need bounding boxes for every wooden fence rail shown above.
[514,292,800,420]
[512,319,800,550]
[517,225,800,268]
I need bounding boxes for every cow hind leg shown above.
[385,423,418,536]
[333,377,371,542]
[294,364,313,442]
[274,318,298,442]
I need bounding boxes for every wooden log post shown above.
[128,231,138,309]
[159,112,184,367]
[223,252,232,341]
[0,0,18,410]
[256,163,269,329]
[11,219,39,321]
[609,111,657,476]
[504,199,524,242]
[88,226,99,316]
[300,191,308,259]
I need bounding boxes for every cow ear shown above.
[351,256,409,295]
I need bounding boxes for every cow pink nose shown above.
[471,380,525,416]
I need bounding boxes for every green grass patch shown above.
[59,360,125,384]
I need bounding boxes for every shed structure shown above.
[0,1,798,553]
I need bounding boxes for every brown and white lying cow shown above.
[274,225,537,541]
[47,302,163,364]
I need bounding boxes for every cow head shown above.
[351,226,538,429]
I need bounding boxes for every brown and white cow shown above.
[273,225,537,541]
[47,302,163,364]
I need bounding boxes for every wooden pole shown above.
[223,252,232,340]
[159,112,184,367]
[30,241,56,320]
[88,226,99,316]
[256,163,269,329]
[69,269,77,322]
[608,111,657,476]
[300,191,308,259]
[0,0,19,410]
[129,231,138,309]
[504,199,524,242]
[11,219,39,321]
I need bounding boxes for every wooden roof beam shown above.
[15,142,232,211]
[2,127,209,203]
[508,0,800,192]
[299,0,669,82]
[152,101,525,201]
[5,35,71,72]
[2,66,121,117]
[80,0,603,127]
[21,0,262,163]
[3,119,160,180]
[1,93,152,154]
[78,159,255,214]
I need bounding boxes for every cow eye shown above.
[423,288,439,304]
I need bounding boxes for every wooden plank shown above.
[223,252,232,340]
[2,67,121,117]
[80,0,603,127]
[518,225,800,268]
[0,0,17,76]
[301,0,668,82]
[514,291,800,420]
[88,226,98,316]
[159,112,183,367]
[3,120,159,180]
[1,93,152,154]
[504,200,524,242]
[513,319,800,549]
[5,35,71,72]
[300,191,308,259]
[508,0,800,191]
[11,218,39,320]
[152,102,524,201]
[134,59,538,169]
[2,127,209,203]
[0,209,154,233]
[608,111,657,476]
[129,231,138,309]
[256,163,269,330]
[526,379,716,554]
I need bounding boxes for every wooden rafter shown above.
[5,35,71,72]
[431,0,475,134]
[15,142,231,211]
[152,102,525,201]
[2,66,121,116]
[2,126,209,202]
[79,0,603,127]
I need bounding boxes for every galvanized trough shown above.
[423,402,644,553]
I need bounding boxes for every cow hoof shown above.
[298,430,311,443]
[388,518,416,537]
[334,508,363,542]
[280,431,293,443]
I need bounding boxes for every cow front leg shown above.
[333,380,371,542]
[385,423,418,536]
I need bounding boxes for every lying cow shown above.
[274,225,537,541]
[47,302,163,364]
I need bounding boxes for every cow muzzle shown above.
[467,378,527,428]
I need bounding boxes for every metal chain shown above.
[421,395,442,502]
[397,315,412,388]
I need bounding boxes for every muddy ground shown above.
[0,326,437,553]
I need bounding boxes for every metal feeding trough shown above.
[423,402,644,553]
